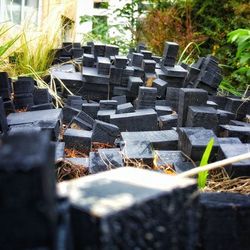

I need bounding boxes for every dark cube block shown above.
[7,109,62,140]
[64,128,92,152]
[153,78,167,99]
[121,130,178,150]
[89,148,123,174]
[178,127,219,161]
[58,167,198,250]
[178,88,208,127]
[97,109,116,123]
[82,102,100,119]
[142,59,156,73]
[218,143,250,177]
[186,106,218,131]
[112,95,127,105]
[219,125,250,143]
[198,192,250,250]
[97,57,111,75]
[114,55,127,69]
[105,44,119,58]
[116,102,134,114]
[131,53,144,67]
[100,100,118,110]
[33,88,51,105]
[0,97,8,134]
[110,109,158,132]
[0,131,56,249]
[158,114,178,130]
[13,79,35,94]
[166,87,180,112]
[82,53,95,67]
[92,120,120,145]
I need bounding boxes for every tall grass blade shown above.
[198,137,214,189]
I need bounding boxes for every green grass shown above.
[198,137,214,189]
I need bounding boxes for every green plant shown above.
[0,25,20,59]
[198,137,214,189]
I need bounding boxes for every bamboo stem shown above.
[178,152,250,178]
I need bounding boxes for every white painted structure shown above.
[75,0,131,42]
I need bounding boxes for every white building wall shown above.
[75,0,131,42]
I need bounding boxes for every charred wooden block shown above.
[152,55,162,63]
[0,72,12,100]
[218,143,250,177]
[13,78,35,94]
[186,106,218,131]
[111,95,127,105]
[71,48,84,59]
[30,103,54,111]
[225,97,249,119]
[110,109,158,132]
[131,52,144,67]
[116,102,134,114]
[92,43,106,59]
[198,192,250,250]
[216,109,235,125]
[82,45,92,54]
[63,105,81,124]
[64,128,92,152]
[166,87,180,112]
[97,110,116,123]
[161,65,188,78]
[155,105,173,117]
[177,88,208,127]
[33,88,51,105]
[82,53,95,67]
[136,87,157,110]
[92,120,120,145]
[54,141,65,162]
[113,86,129,96]
[0,130,56,249]
[7,109,62,140]
[208,95,228,110]
[128,76,143,97]
[114,55,127,69]
[152,78,167,99]
[110,66,123,86]
[97,57,111,75]
[100,100,118,110]
[121,130,178,150]
[105,45,119,58]
[0,97,8,134]
[58,167,198,250]
[154,150,186,169]
[163,41,179,59]
[13,93,34,109]
[230,120,250,127]
[82,103,100,119]
[89,148,123,174]
[158,114,178,130]
[140,50,152,59]
[122,140,153,165]
[219,125,250,143]
[206,100,218,109]
[217,137,242,145]
[69,111,94,131]
[178,127,219,161]
[82,67,110,84]
[142,59,156,73]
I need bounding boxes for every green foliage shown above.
[0,25,20,59]
[198,138,214,189]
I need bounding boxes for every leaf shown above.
[198,137,214,189]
